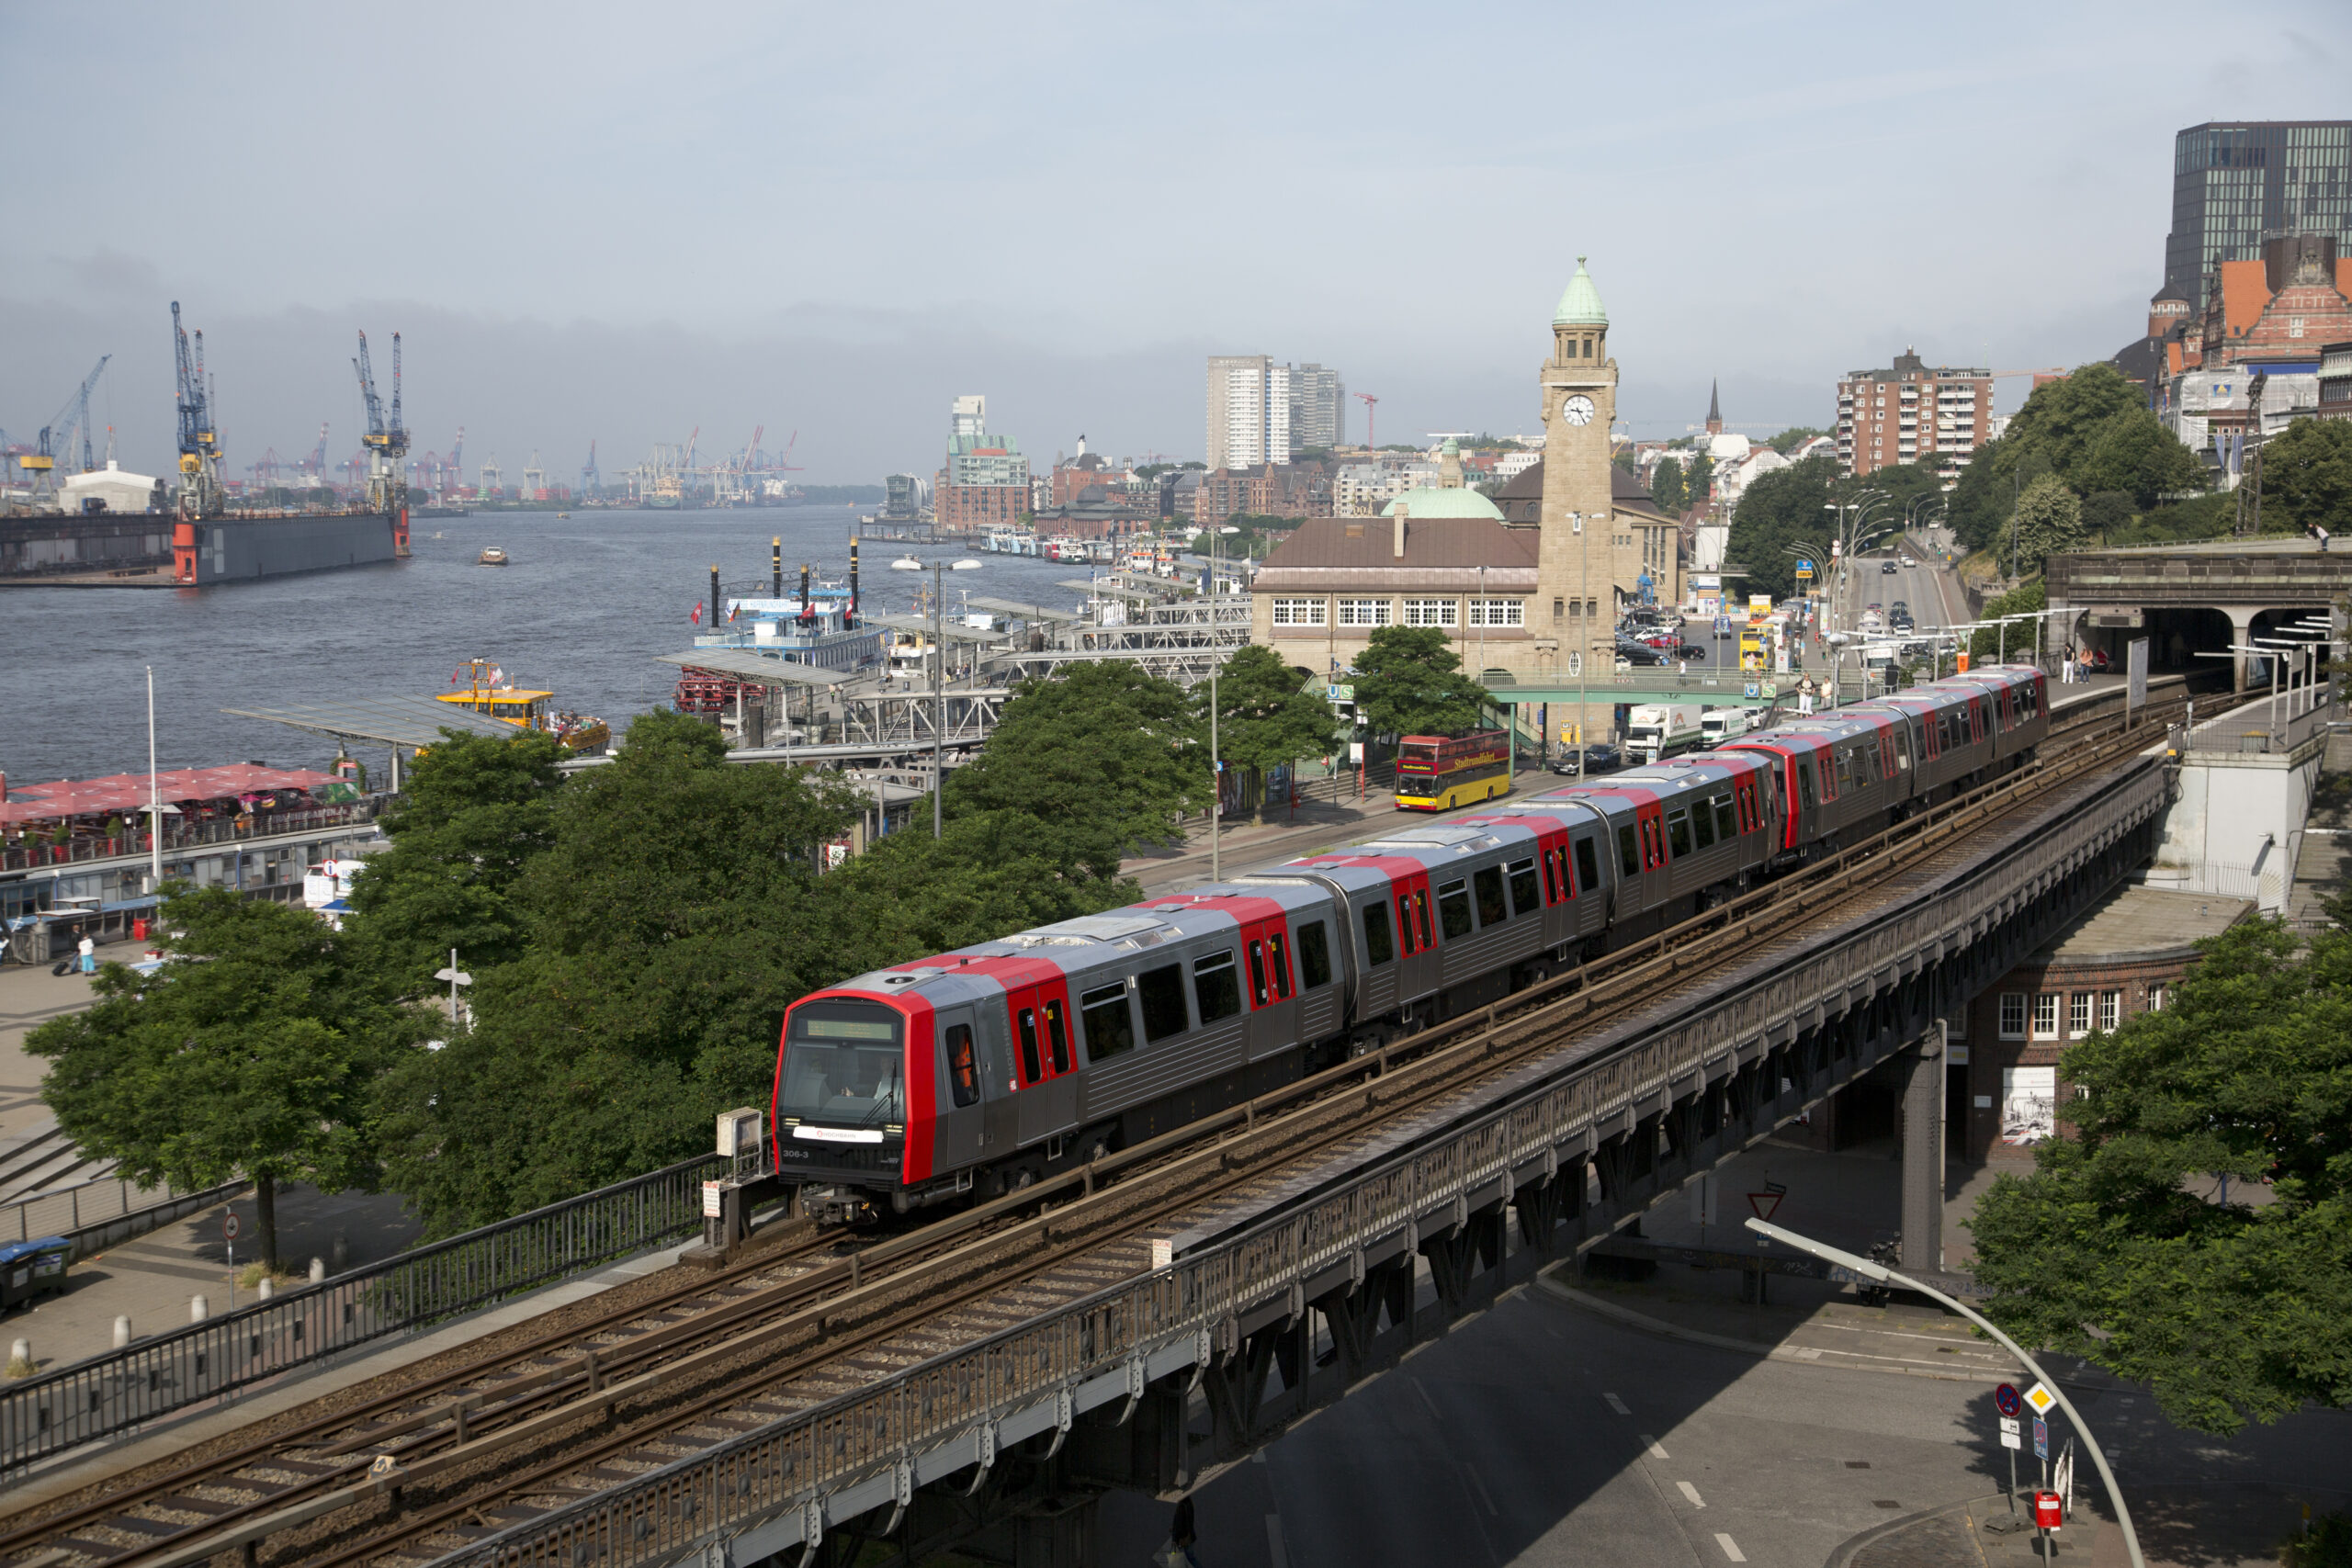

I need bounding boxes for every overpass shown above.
[407,701,2175,1568]
[2046,536,2349,690]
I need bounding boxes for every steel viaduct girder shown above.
[434,759,2169,1568]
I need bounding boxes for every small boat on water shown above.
[951,558,982,570]
[478,547,509,566]
[890,555,923,571]
[435,660,609,752]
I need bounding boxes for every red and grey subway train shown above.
[774,666,2046,1224]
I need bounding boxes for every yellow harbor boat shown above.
[435,659,611,753]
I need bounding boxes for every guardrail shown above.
[0,1152,725,1476]
[428,748,2171,1568]
[2184,694,2336,755]
[0,1171,239,1250]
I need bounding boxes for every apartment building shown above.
[1204,355,1291,470]
[1290,363,1347,450]
[1835,349,1992,480]
[934,394,1032,529]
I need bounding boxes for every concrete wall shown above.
[2147,735,2326,912]
[196,513,399,582]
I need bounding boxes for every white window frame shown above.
[2098,990,2120,1032]
[1997,993,2026,1039]
[1271,597,1328,627]
[2147,984,2166,1011]
[1467,598,1524,627]
[1402,598,1460,629]
[2031,993,2059,1040]
[1337,598,1391,627]
[2068,992,2092,1038]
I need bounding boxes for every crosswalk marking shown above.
[1678,1480,1706,1508]
[1716,1533,1747,1562]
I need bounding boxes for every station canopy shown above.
[656,649,860,686]
[964,595,1082,625]
[855,612,1010,644]
[1056,579,1165,602]
[221,695,520,750]
[0,764,340,827]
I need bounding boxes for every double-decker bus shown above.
[1394,729,1512,811]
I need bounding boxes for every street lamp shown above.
[1209,525,1240,881]
[1746,1216,2144,1568]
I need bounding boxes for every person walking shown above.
[1156,1496,1203,1568]
[1797,674,1815,716]
[76,933,96,975]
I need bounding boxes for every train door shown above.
[1006,979,1080,1148]
[929,1005,988,1172]
[1242,915,1302,1063]
[975,998,1015,1154]
[1388,869,1442,1010]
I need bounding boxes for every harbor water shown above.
[2,507,1118,784]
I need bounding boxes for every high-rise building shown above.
[1204,355,1292,469]
[2165,121,2352,314]
[1835,350,1993,480]
[1290,363,1346,451]
[934,394,1030,530]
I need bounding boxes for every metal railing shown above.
[0,1171,231,1247]
[0,798,393,874]
[2184,694,2337,754]
[0,1152,724,1476]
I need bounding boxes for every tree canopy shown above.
[1970,918,2352,1435]
[1649,457,1687,515]
[1207,646,1340,820]
[1948,364,2208,554]
[28,887,420,1265]
[1995,475,2086,579]
[1348,626,1483,739]
[1724,455,1840,603]
[2258,416,2352,536]
[1768,426,1828,455]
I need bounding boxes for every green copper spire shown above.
[1553,256,1608,326]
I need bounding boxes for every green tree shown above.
[1996,363,2149,485]
[1768,426,1828,455]
[1946,434,2010,551]
[2257,416,2352,536]
[2075,409,2208,510]
[1966,578,2046,661]
[2079,490,2136,542]
[28,887,418,1266]
[824,809,1140,961]
[1848,463,1945,536]
[1349,626,1482,738]
[342,728,565,993]
[1995,475,2085,579]
[1724,455,1840,602]
[373,710,862,1232]
[1969,918,2352,1435]
[1649,457,1687,515]
[945,661,1204,874]
[1207,646,1340,821]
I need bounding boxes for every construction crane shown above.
[352,330,411,513]
[23,355,113,498]
[171,302,224,518]
[306,422,330,481]
[580,439,599,497]
[1354,392,1379,448]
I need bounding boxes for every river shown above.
[3,507,1109,784]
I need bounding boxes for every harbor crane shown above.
[172,302,224,518]
[22,355,113,499]
[581,439,599,497]
[352,330,411,514]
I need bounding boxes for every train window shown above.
[1474,866,1509,926]
[1894,730,1909,770]
[1017,1008,1042,1085]
[1194,953,1242,1023]
[1437,878,1475,940]
[1647,818,1668,868]
[1576,836,1600,893]
[1268,931,1294,999]
[946,1024,980,1108]
[1137,964,1188,1042]
[1395,894,1418,954]
[1834,751,1852,790]
[1691,799,1716,850]
[1712,793,1736,842]
[1298,921,1332,988]
[1044,998,1070,1074]
[1618,824,1640,875]
[1797,761,1817,808]
[1509,858,1542,915]
[1361,902,1395,964]
[1414,889,1434,948]
[1247,941,1271,1007]
[1666,808,1694,858]
[1080,983,1135,1062]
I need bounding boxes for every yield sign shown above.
[1747,1189,1785,1222]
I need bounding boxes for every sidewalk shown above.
[0,957,107,1147]
[1123,771,1406,894]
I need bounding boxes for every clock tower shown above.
[1534,257,1617,679]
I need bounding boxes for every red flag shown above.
[691,601,703,626]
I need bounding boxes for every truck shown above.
[1623,702,1708,765]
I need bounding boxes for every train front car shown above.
[774,976,971,1225]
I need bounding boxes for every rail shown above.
[0,1152,724,1475]
[0,1170,240,1251]
[2183,692,2337,755]
[0,798,393,874]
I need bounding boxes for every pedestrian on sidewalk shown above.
[77,933,96,975]
[1156,1496,1203,1567]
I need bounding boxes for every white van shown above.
[1699,707,1753,745]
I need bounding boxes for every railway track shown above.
[0,681,2222,1568]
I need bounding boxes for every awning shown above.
[657,650,861,686]
[0,763,344,826]
[221,696,521,750]
[854,613,1011,644]
[964,595,1083,625]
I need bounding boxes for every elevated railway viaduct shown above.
[2047,536,2348,690]
[397,702,2174,1568]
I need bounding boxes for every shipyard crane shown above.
[306,422,330,479]
[352,330,411,513]
[23,355,113,497]
[581,439,599,497]
[1354,391,1379,448]
[172,302,224,518]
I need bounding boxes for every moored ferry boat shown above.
[435,659,610,752]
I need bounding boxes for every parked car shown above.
[1552,743,1623,776]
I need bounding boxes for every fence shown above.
[0,798,393,874]
[2184,693,2337,755]
[0,1152,725,1476]
[0,1172,240,1251]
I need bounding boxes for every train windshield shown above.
[780,1000,905,1126]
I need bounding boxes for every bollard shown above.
[257,1277,274,1301]
[311,1257,326,1284]
[7,1338,30,1376]
[331,1235,350,1273]
[190,1294,209,1323]
[113,1316,131,1349]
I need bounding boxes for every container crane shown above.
[22,355,113,498]
[351,329,413,552]
[171,302,224,518]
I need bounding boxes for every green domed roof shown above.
[1553,256,1608,326]
[1440,436,1461,456]
[1380,486,1503,520]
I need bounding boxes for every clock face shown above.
[1561,394,1595,427]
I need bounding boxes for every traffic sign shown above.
[1995,1383,2022,1417]
[2023,1382,2057,1417]
[223,1212,241,1243]
[2000,1426,2022,1450]
[1997,1416,2020,1435]
[1746,1180,1787,1221]
[2033,1416,2049,1461]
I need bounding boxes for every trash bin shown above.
[0,1242,37,1310]
[22,1238,71,1303]
[131,917,149,941]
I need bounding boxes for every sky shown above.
[3,1,2346,487]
